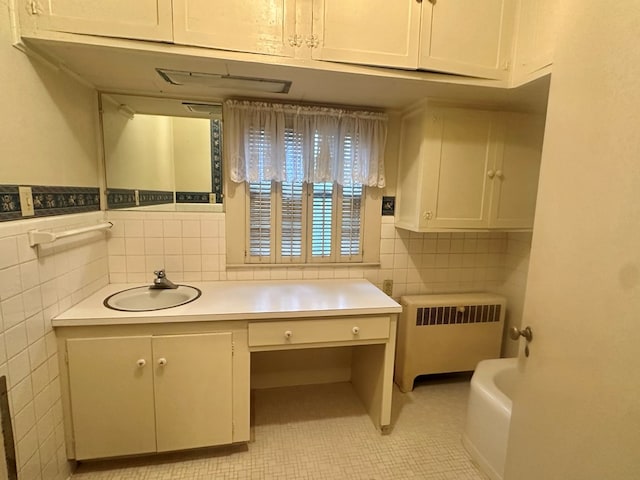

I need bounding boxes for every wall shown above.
[102,105,174,192]
[0,214,109,480]
[105,211,510,301]
[0,3,108,480]
[172,117,212,193]
[0,5,98,188]
[505,1,640,477]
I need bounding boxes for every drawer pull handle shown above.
[352,326,360,335]
[284,330,293,339]
[136,359,146,368]
[158,357,168,367]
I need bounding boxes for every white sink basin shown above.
[104,285,201,312]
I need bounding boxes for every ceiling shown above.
[24,36,551,116]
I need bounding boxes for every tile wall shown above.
[0,212,109,480]
[0,209,532,480]
[105,211,509,296]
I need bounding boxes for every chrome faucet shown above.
[151,269,178,289]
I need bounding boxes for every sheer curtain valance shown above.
[224,99,388,187]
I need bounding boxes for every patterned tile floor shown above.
[72,375,485,480]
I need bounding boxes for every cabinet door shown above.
[67,336,156,460]
[419,0,514,80]
[489,112,544,229]
[513,0,564,79]
[423,108,500,229]
[173,0,296,57]
[153,333,233,452]
[23,0,172,41]
[311,0,421,69]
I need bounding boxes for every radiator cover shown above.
[394,293,506,392]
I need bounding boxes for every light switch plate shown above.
[18,186,34,216]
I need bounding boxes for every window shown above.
[246,180,363,264]
[224,100,387,266]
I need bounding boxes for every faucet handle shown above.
[154,269,166,278]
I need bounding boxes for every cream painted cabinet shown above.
[172,0,297,57]
[512,0,565,85]
[311,0,421,69]
[312,0,514,80]
[17,0,173,41]
[395,103,544,231]
[67,332,233,460]
[418,0,515,80]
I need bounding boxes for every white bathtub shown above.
[462,358,518,480]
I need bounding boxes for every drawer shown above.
[248,316,390,348]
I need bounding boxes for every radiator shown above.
[394,293,506,392]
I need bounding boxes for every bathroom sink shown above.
[103,285,202,312]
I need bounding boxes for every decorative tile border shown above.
[106,188,137,209]
[32,186,100,217]
[211,119,223,204]
[1,185,101,222]
[0,185,22,222]
[176,191,210,203]
[139,190,174,206]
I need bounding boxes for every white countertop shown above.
[53,279,402,327]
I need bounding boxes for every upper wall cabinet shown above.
[395,103,544,231]
[312,0,515,80]
[18,0,173,42]
[311,0,421,69]
[512,0,565,85]
[172,0,297,57]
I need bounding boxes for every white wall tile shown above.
[5,322,28,359]
[0,236,19,269]
[163,219,182,237]
[143,220,164,237]
[0,266,22,300]
[8,349,31,386]
[23,287,43,319]
[2,295,25,330]
[10,376,33,415]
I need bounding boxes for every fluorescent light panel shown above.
[157,68,291,94]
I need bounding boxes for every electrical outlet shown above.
[209,193,216,203]
[18,186,34,217]
[382,279,393,296]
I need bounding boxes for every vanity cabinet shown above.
[395,103,544,231]
[54,280,400,460]
[172,0,297,57]
[64,329,238,460]
[17,0,173,42]
[312,0,515,80]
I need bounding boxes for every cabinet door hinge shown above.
[28,0,40,15]
[64,349,69,364]
[231,341,235,356]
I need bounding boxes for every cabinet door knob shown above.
[495,170,504,178]
[284,330,293,339]
[158,358,168,367]
[422,211,433,220]
[352,326,360,335]
[487,169,496,179]
[136,359,146,368]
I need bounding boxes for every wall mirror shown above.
[101,94,223,212]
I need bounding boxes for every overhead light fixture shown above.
[157,68,291,94]
[182,102,223,116]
